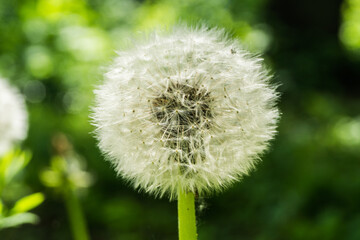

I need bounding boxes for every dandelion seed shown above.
[0,78,28,156]
[91,26,279,199]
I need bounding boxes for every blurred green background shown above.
[1,0,360,239]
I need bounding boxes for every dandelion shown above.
[92,25,279,240]
[0,78,28,156]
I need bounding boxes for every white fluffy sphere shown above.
[92,26,279,198]
[0,78,28,156]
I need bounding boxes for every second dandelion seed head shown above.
[0,77,28,156]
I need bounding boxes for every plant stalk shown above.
[178,188,197,240]
[64,187,90,240]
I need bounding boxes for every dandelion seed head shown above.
[0,78,28,156]
[91,26,280,198]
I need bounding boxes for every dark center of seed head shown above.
[152,82,213,136]
[151,82,214,166]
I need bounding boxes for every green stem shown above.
[64,188,90,240]
[178,188,197,240]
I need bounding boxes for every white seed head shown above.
[0,78,28,156]
[92,26,280,198]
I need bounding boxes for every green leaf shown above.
[50,156,67,172]
[10,192,45,214]
[40,170,62,188]
[6,150,32,183]
[0,149,32,185]
[0,212,39,229]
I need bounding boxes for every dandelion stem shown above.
[178,188,197,240]
[64,187,90,240]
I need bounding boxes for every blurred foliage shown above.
[41,133,93,192]
[40,133,92,240]
[41,156,93,190]
[340,0,360,54]
[0,150,44,229]
[0,0,360,239]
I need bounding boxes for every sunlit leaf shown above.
[40,170,63,188]
[5,150,32,184]
[0,212,39,229]
[11,192,45,214]
[51,156,67,172]
[0,200,3,215]
[0,149,32,186]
